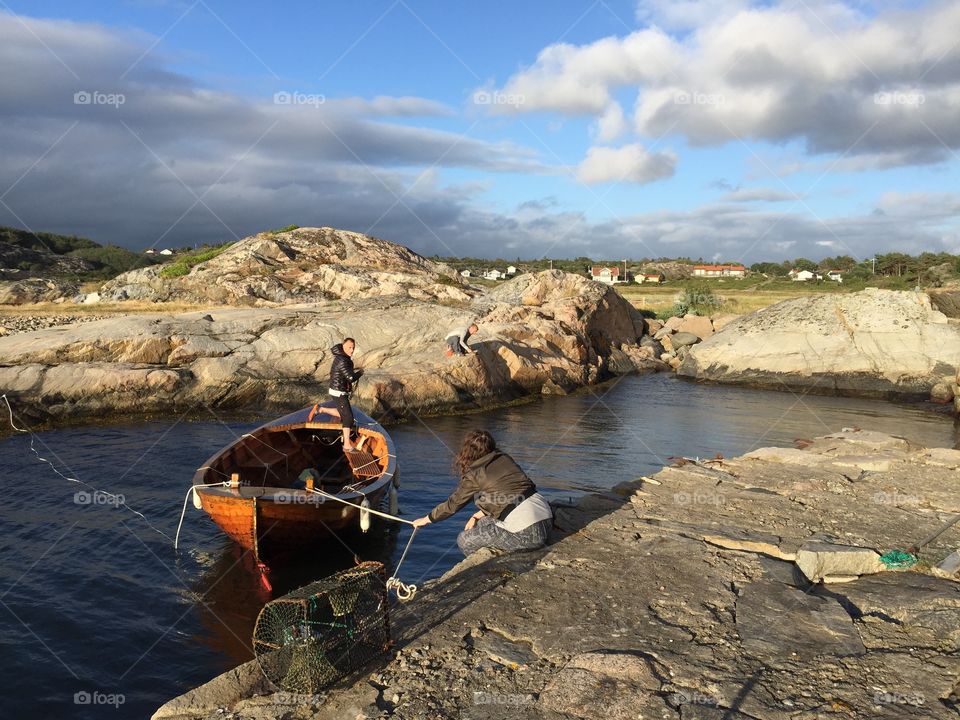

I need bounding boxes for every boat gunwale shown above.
[192,401,396,501]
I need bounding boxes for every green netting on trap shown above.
[253,561,391,693]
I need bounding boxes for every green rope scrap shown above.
[879,550,918,569]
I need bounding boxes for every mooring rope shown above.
[306,486,419,600]
[173,482,229,550]
[1,394,175,543]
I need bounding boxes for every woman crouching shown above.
[412,430,553,556]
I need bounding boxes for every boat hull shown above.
[197,485,389,559]
[191,402,398,563]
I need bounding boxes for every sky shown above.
[0,0,958,262]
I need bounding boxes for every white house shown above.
[590,266,623,285]
[483,269,505,281]
[789,269,818,282]
[506,265,517,275]
[639,273,665,284]
[144,249,155,255]
[460,269,472,277]
[158,248,174,256]
[693,264,747,278]
[826,270,845,283]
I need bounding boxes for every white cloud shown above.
[635,0,752,29]
[722,187,796,202]
[577,143,677,184]
[594,102,629,141]
[492,1,960,168]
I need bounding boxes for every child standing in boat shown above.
[309,338,363,452]
[412,430,553,556]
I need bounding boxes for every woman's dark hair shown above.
[343,337,356,345]
[454,430,496,475]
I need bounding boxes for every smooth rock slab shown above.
[671,331,701,348]
[795,541,884,582]
[472,633,539,669]
[736,580,865,661]
[677,314,714,339]
[539,651,670,719]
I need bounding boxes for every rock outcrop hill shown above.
[678,288,960,403]
[0,270,659,426]
[100,227,472,305]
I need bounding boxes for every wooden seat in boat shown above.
[345,449,383,478]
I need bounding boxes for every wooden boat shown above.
[191,402,398,567]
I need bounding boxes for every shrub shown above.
[158,243,233,278]
[267,224,300,234]
[674,281,725,316]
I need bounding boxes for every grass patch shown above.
[158,243,233,278]
[267,224,300,235]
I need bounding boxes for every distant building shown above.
[590,266,623,285]
[460,269,472,277]
[158,248,174,256]
[826,269,845,283]
[144,249,155,255]
[789,269,819,282]
[483,269,505,280]
[693,264,747,278]
[506,265,517,275]
[639,273,665,284]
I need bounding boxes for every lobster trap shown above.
[252,561,391,693]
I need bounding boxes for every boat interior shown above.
[201,424,390,493]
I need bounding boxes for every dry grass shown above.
[616,285,839,315]
[0,301,220,317]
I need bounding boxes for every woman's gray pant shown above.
[456,517,551,556]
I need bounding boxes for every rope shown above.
[1,394,175,543]
[306,485,419,601]
[307,486,415,525]
[173,482,229,550]
[879,550,918,569]
[387,527,419,601]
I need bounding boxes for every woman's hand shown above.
[411,516,432,529]
[464,510,484,531]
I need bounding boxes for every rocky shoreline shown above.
[0,313,113,336]
[153,428,960,720]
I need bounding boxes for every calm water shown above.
[1,374,956,719]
